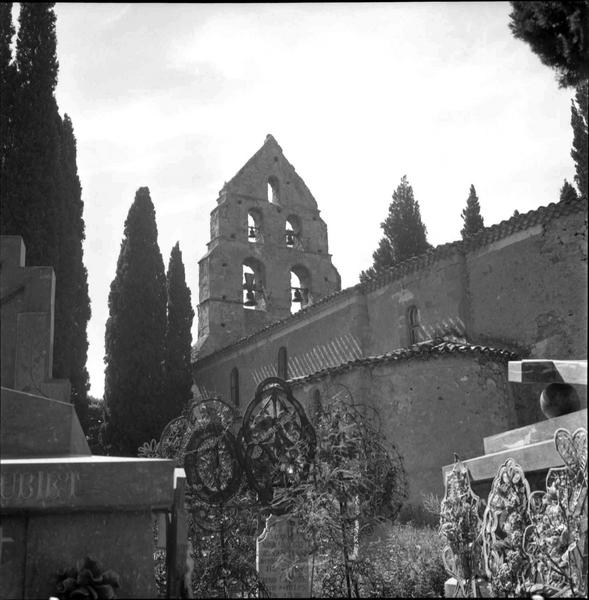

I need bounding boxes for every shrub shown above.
[363,522,447,598]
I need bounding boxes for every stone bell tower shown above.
[195,134,341,357]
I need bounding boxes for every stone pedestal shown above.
[256,515,310,598]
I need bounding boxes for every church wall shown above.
[194,289,365,406]
[290,352,518,512]
[467,210,588,360]
[363,253,467,354]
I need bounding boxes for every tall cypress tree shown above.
[571,81,588,200]
[104,187,167,456]
[1,2,61,269]
[460,184,485,239]
[360,175,430,281]
[53,114,91,425]
[163,242,195,425]
[0,2,16,189]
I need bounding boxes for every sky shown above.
[45,2,577,399]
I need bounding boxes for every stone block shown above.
[0,236,25,268]
[0,387,90,458]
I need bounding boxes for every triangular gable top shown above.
[221,134,319,211]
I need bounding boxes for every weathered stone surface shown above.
[508,359,587,384]
[257,515,309,598]
[1,387,90,458]
[1,456,174,512]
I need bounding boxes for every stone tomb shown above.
[0,236,175,599]
[257,515,310,598]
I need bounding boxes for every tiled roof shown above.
[287,339,519,386]
[360,194,587,293]
[192,194,586,365]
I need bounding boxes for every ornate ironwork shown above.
[523,427,588,597]
[482,458,531,596]
[239,377,316,510]
[439,457,484,597]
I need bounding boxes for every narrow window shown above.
[312,389,322,422]
[408,306,421,345]
[267,176,279,203]
[277,346,288,380]
[230,367,240,407]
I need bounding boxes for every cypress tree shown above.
[570,81,588,199]
[53,114,91,425]
[163,242,195,425]
[559,179,579,203]
[104,187,167,456]
[508,1,589,88]
[0,2,16,191]
[460,184,485,239]
[360,175,430,281]
[1,3,61,270]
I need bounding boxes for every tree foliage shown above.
[360,175,430,282]
[508,1,589,88]
[570,80,588,199]
[163,242,195,425]
[103,187,168,456]
[460,184,485,239]
[559,179,579,203]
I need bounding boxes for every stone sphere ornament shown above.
[540,383,581,419]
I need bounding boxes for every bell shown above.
[244,290,256,306]
[292,288,303,303]
[285,230,295,246]
[248,226,257,239]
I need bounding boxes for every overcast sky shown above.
[48,2,576,399]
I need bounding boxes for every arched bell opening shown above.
[285,215,302,249]
[247,209,263,243]
[243,258,266,310]
[290,264,311,314]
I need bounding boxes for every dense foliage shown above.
[571,80,588,199]
[0,3,90,425]
[508,1,589,88]
[460,184,485,239]
[560,179,579,203]
[163,242,195,426]
[360,175,430,281]
[103,187,167,456]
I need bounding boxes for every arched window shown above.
[267,176,279,204]
[312,389,322,422]
[277,346,288,380]
[230,367,240,407]
[408,306,421,345]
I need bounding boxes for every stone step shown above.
[0,387,90,458]
[483,409,587,454]
[442,438,566,483]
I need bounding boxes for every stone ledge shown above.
[0,456,175,512]
[483,409,587,454]
[442,439,565,483]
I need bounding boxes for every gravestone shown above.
[257,515,310,598]
[0,235,175,599]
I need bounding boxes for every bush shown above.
[363,522,447,598]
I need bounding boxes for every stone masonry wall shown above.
[289,352,518,511]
